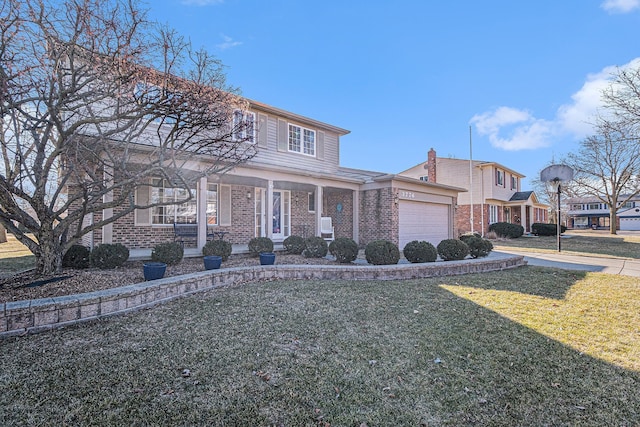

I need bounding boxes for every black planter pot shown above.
[259,252,276,265]
[203,255,223,270]
[143,262,167,281]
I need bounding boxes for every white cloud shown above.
[470,107,555,150]
[181,0,223,6]
[601,0,640,13]
[216,34,242,50]
[471,58,640,151]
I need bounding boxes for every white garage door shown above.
[399,200,450,248]
[620,217,640,231]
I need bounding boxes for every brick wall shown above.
[290,191,316,238]
[359,187,396,247]
[324,189,354,239]
[455,203,487,236]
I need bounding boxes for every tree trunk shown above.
[0,223,6,243]
[610,210,617,235]
[34,229,64,276]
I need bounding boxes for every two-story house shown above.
[400,149,548,235]
[566,196,640,230]
[88,103,465,254]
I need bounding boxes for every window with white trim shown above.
[206,183,218,225]
[308,192,316,212]
[511,175,518,190]
[496,170,504,187]
[150,178,197,224]
[489,205,499,224]
[233,110,255,143]
[419,176,429,182]
[288,124,315,156]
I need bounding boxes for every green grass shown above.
[0,234,34,277]
[1,267,639,426]
[493,229,640,259]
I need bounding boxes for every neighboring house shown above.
[566,196,640,230]
[400,149,549,235]
[87,102,465,254]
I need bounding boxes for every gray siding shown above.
[249,115,340,173]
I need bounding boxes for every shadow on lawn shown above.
[450,265,587,300]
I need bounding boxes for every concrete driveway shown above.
[495,248,640,277]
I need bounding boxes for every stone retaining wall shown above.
[1,255,525,338]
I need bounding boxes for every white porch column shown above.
[102,164,113,244]
[266,181,274,239]
[315,185,323,236]
[197,177,207,250]
[352,190,359,243]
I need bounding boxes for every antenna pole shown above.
[469,126,474,233]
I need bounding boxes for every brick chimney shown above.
[426,148,437,183]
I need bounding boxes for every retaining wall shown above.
[1,255,525,338]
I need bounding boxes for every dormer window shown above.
[496,169,504,187]
[511,175,518,190]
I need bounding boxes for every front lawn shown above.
[493,229,640,259]
[1,266,638,426]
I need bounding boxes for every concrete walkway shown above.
[495,249,640,277]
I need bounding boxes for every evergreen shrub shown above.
[62,244,91,269]
[365,240,400,265]
[151,241,184,265]
[437,239,469,261]
[465,236,493,258]
[303,236,328,258]
[328,237,359,263]
[202,239,232,261]
[402,240,437,263]
[90,243,130,269]
[488,222,524,238]
[248,237,274,256]
[283,235,305,255]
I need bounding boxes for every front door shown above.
[272,190,290,240]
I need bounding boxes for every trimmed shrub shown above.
[437,239,469,261]
[90,243,129,269]
[365,240,400,265]
[303,236,329,258]
[283,235,305,255]
[459,232,481,244]
[202,239,232,261]
[488,222,524,239]
[328,237,359,263]
[465,236,493,258]
[248,237,274,256]
[151,241,184,265]
[531,222,567,236]
[402,240,437,263]
[62,244,91,269]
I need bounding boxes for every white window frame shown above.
[206,183,218,225]
[308,192,316,212]
[233,110,256,143]
[150,178,197,225]
[489,205,499,224]
[511,175,518,190]
[419,176,429,182]
[288,123,315,156]
[496,170,504,187]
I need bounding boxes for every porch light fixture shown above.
[394,194,399,206]
[246,191,251,199]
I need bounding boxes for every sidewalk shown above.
[495,248,640,277]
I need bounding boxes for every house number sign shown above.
[400,191,415,199]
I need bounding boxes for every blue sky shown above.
[148,0,640,188]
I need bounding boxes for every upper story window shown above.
[621,201,635,209]
[588,203,600,210]
[288,124,315,156]
[571,204,583,210]
[495,170,504,187]
[510,175,518,190]
[419,176,429,182]
[233,110,255,143]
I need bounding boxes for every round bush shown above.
[151,241,184,265]
[531,222,567,236]
[402,240,437,263]
[459,232,481,244]
[488,222,524,239]
[436,239,470,261]
[202,239,232,261]
[62,244,91,269]
[365,240,400,265]
[283,235,305,255]
[465,236,493,258]
[328,237,359,263]
[90,243,130,269]
[248,237,274,256]
[303,236,328,258]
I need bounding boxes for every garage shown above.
[398,200,450,248]
[619,208,640,231]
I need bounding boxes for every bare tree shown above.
[564,120,640,234]
[0,0,256,275]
